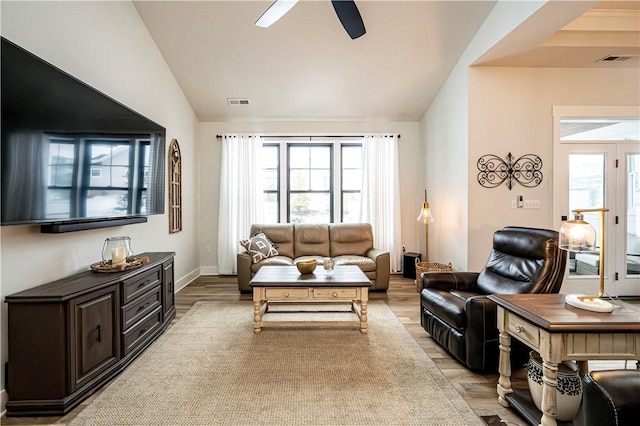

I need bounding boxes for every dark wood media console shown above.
[4,252,176,416]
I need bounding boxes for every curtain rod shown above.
[215,134,401,139]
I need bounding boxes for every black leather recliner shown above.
[582,370,640,426]
[419,226,567,372]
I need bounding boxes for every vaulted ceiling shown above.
[133,1,640,122]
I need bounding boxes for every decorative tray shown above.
[90,256,150,273]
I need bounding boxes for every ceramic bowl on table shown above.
[296,260,317,274]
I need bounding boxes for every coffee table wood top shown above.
[249,265,372,288]
[488,293,640,332]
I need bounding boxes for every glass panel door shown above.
[553,106,640,297]
[619,148,640,295]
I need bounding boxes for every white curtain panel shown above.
[360,134,402,272]
[217,134,264,275]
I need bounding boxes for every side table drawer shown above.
[314,288,358,299]
[265,288,309,299]
[507,312,540,349]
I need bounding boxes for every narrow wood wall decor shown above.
[168,139,182,233]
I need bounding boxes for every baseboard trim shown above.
[200,266,219,276]
[175,267,200,293]
[1,388,8,417]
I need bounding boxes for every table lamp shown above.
[558,208,612,313]
[416,189,434,261]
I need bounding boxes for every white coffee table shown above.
[249,265,372,334]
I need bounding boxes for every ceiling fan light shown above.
[255,0,299,28]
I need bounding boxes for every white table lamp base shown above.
[565,294,613,313]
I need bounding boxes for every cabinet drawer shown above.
[123,267,161,304]
[264,288,309,299]
[314,288,358,299]
[122,307,162,355]
[507,313,540,349]
[122,286,161,332]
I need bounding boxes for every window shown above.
[263,138,363,224]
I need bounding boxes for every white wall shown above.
[467,66,640,271]
[197,121,422,273]
[0,1,200,412]
[421,0,550,270]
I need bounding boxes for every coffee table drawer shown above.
[265,288,309,299]
[314,288,358,299]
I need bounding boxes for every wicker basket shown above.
[415,260,452,289]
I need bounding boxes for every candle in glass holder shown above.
[111,246,127,265]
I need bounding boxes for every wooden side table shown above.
[488,294,640,426]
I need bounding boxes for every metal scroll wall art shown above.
[477,152,543,190]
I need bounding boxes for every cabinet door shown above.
[72,285,120,390]
[162,260,176,321]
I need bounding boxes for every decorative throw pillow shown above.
[239,232,279,264]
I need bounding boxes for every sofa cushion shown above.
[329,223,373,256]
[250,256,294,272]
[295,224,330,257]
[250,224,294,259]
[333,255,376,272]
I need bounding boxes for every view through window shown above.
[262,138,363,223]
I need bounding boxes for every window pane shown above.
[342,169,362,191]
[264,169,278,191]
[627,153,640,275]
[290,193,330,223]
[561,119,639,141]
[342,193,361,223]
[310,170,330,190]
[289,146,310,168]
[342,146,362,168]
[569,154,604,276]
[264,192,278,224]
[290,169,309,190]
[309,146,330,168]
[263,145,279,169]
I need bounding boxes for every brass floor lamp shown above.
[416,190,434,262]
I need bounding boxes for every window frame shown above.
[262,137,363,224]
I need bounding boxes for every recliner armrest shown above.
[420,271,480,292]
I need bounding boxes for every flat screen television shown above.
[1,37,166,233]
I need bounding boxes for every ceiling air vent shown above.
[227,98,250,106]
[597,55,634,62]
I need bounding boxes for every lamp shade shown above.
[559,214,596,253]
[416,202,434,224]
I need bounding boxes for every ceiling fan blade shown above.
[256,0,299,28]
[331,0,366,39]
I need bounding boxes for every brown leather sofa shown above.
[237,223,390,293]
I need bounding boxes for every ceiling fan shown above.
[256,0,366,40]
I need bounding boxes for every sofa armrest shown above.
[237,252,253,293]
[367,248,390,290]
[420,271,480,292]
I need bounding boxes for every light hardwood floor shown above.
[2,274,630,426]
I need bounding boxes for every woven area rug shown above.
[70,301,482,425]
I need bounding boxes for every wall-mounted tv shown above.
[1,37,166,233]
